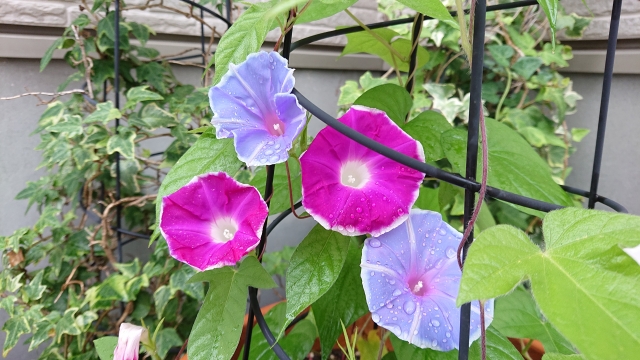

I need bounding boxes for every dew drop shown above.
[446,247,456,259]
[350,214,355,219]
[389,279,396,285]
[446,332,451,338]
[264,149,274,155]
[346,225,355,233]
[269,155,279,163]
[329,214,334,219]
[370,271,375,276]
[360,197,365,202]
[439,228,447,236]
[274,143,281,150]
[260,158,267,163]
[432,340,438,347]
[386,303,393,309]
[431,319,440,327]
[392,289,402,297]
[403,300,416,315]
[369,239,381,248]
[372,313,380,322]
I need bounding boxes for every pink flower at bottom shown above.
[361,209,493,351]
[114,323,147,360]
[159,172,268,271]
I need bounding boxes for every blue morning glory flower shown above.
[361,209,494,351]
[209,51,306,166]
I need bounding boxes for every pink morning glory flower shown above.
[300,105,425,237]
[159,172,268,271]
[209,51,306,166]
[113,323,147,360]
[361,209,493,351]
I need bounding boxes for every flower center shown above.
[210,217,238,243]
[265,113,286,136]
[408,277,429,297]
[340,161,370,188]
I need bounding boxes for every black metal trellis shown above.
[100,0,627,358]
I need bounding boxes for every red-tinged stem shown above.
[285,160,310,219]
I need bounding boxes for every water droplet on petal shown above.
[260,158,267,163]
[372,313,380,322]
[269,155,279,163]
[403,300,416,315]
[370,271,375,276]
[431,319,440,327]
[446,332,451,338]
[369,239,381,248]
[439,228,447,236]
[264,149,274,155]
[432,340,438,347]
[392,289,402,297]
[274,143,281,150]
[389,279,396,285]
[346,225,355,233]
[446,247,456,259]
[386,303,393,309]
[356,207,362,213]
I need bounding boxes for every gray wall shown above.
[564,73,640,215]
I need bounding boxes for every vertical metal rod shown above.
[588,0,622,209]
[458,0,486,358]
[405,13,424,95]
[114,0,122,263]
[225,0,232,22]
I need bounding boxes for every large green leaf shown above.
[458,208,640,360]
[402,110,451,162]
[212,1,279,85]
[295,0,359,24]
[353,84,412,126]
[493,286,574,354]
[250,159,301,215]
[342,28,430,72]
[313,238,368,359]
[188,256,275,360]
[396,0,456,25]
[283,225,352,335]
[440,119,573,217]
[155,133,243,220]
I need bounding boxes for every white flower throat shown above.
[340,161,371,189]
[211,217,238,243]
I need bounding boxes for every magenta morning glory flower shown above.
[159,172,268,271]
[361,209,493,351]
[209,51,306,166]
[300,105,425,237]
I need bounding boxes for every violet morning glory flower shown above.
[209,51,306,166]
[113,323,147,360]
[361,209,493,351]
[159,172,268,271]
[300,105,425,237]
